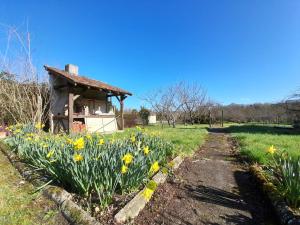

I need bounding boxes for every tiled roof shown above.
[44,65,132,96]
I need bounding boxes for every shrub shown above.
[266,146,300,208]
[124,111,139,128]
[5,124,173,208]
[139,107,150,126]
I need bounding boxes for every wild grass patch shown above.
[111,124,208,156]
[227,124,300,164]
[228,124,300,209]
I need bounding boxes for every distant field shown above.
[226,124,300,164]
[107,124,208,156]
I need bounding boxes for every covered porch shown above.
[45,64,132,133]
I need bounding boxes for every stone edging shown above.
[249,165,300,225]
[114,155,184,223]
[43,186,100,225]
[0,142,100,225]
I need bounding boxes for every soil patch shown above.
[135,131,278,225]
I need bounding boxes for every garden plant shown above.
[266,145,300,209]
[5,124,174,210]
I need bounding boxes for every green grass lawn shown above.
[108,124,208,156]
[226,124,300,164]
[0,147,67,225]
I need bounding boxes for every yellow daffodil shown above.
[146,180,158,191]
[136,126,142,131]
[74,137,85,150]
[26,137,32,141]
[98,139,105,145]
[46,149,55,159]
[121,165,128,174]
[142,188,154,201]
[73,153,83,162]
[267,145,276,154]
[122,153,134,165]
[161,167,168,174]
[33,137,39,143]
[143,146,150,155]
[86,134,92,140]
[7,125,13,131]
[149,161,160,174]
[41,143,49,148]
[26,133,34,137]
[35,122,45,130]
[66,138,73,144]
[94,156,100,161]
[168,161,175,168]
[13,129,21,134]
[130,135,136,143]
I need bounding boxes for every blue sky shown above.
[0,1,300,109]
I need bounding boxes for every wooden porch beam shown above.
[115,95,121,102]
[120,95,126,130]
[68,92,74,133]
[53,84,68,90]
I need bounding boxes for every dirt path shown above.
[0,149,69,225]
[135,132,277,225]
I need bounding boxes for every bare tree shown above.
[143,82,209,127]
[0,24,50,125]
[162,84,182,127]
[177,81,207,125]
[143,83,183,128]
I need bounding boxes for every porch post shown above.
[120,95,125,130]
[68,92,74,133]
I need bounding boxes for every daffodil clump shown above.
[265,145,300,208]
[5,124,174,208]
[142,180,158,201]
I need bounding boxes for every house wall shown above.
[49,74,69,132]
[148,115,157,124]
[85,117,117,133]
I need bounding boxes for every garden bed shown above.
[3,124,181,224]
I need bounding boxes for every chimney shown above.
[65,64,79,75]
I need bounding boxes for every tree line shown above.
[137,82,299,127]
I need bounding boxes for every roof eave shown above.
[44,65,132,96]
